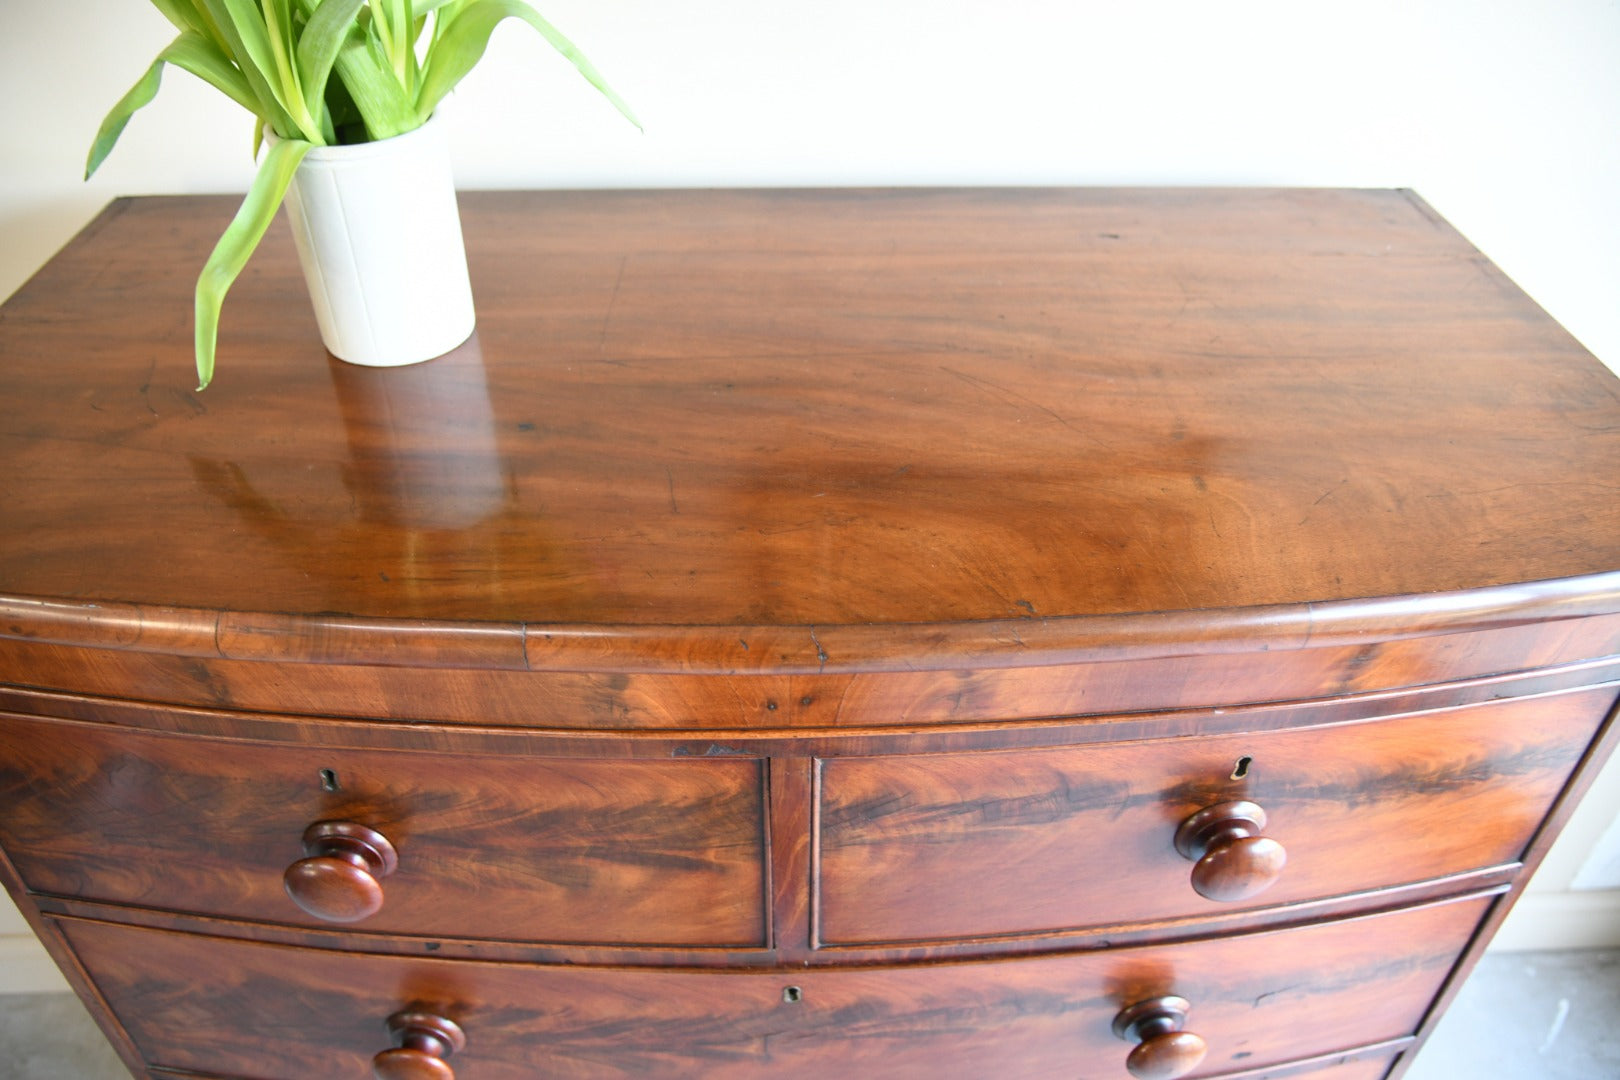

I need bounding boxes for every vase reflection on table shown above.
[326,339,504,531]
[187,338,539,616]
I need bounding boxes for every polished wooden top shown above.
[1,189,1618,670]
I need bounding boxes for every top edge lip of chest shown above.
[2,571,1619,675]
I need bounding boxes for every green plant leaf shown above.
[288,0,427,140]
[193,137,312,389]
[182,0,235,54]
[147,0,212,37]
[260,0,302,100]
[264,0,329,139]
[295,0,368,128]
[85,58,165,180]
[86,32,260,179]
[367,0,396,63]
[212,0,287,92]
[165,32,261,114]
[195,0,300,135]
[425,0,465,57]
[320,65,367,143]
[367,0,418,89]
[333,29,420,138]
[290,0,415,140]
[414,0,640,130]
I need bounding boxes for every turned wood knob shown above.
[371,1010,466,1080]
[283,820,398,923]
[1112,996,1208,1080]
[1174,799,1286,902]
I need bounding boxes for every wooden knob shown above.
[372,1011,466,1080]
[1174,799,1286,902]
[1112,996,1208,1080]
[283,821,398,923]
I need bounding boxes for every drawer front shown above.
[0,715,766,946]
[137,1047,1402,1080]
[819,686,1611,943]
[1224,1058,1395,1080]
[62,894,1485,1080]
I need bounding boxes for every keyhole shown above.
[782,986,803,1004]
[1230,756,1252,781]
[319,768,340,792]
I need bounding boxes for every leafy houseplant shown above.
[87,0,638,388]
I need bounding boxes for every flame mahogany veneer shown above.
[2,189,1620,1079]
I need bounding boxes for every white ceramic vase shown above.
[279,116,476,367]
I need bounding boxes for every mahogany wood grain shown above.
[0,842,153,1080]
[1380,689,1620,1080]
[3,613,1620,732]
[30,870,1516,972]
[140,1054,1402,1080]
[5,189,1620,1080]
[766,757,816,960]
[283,820,400,923]
[3,659,1618,762]
[2,191,1620,675]
[1173,801,1288,903]
[60,893,1487,1080]
[818,686,1612,944]
[372,1010,466,1080]
[1218,1055,1398,1080]
[4,580,1620,676]
[1114,995,1208,1079]
[0,715,767,947]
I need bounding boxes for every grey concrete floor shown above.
[1,950,1617,1078]
[1403,949,1620,1079]
[0,992,127,1080]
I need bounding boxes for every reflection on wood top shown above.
[1,189,1618,669]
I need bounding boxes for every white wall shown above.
[2,1,1619,986]
[5,0,1619,369]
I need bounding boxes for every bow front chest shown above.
[2,189,1619,1080]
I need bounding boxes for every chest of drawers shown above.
[2,188,1618,1080]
